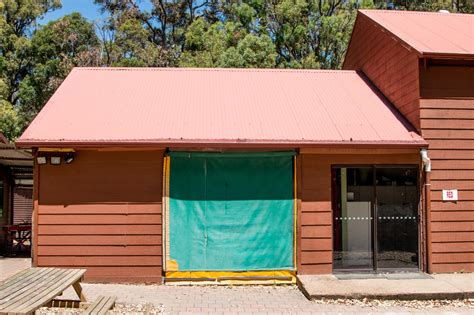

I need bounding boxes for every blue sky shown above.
[39,0,103,24]
[39,0,153,25]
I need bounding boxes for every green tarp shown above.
[169,151,295,271]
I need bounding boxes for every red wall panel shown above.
[36,150,164,283]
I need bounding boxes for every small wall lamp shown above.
[37,156,47,165]
[50,156,61,165]
[64,152,75,164]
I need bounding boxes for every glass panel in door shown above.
[375,167,419,269]
[333,167,374,270]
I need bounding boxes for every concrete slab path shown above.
[298,273,474,300]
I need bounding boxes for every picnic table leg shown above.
[72,281,87,302]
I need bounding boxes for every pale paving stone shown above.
[0,257,31,280]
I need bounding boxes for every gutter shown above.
[15,140,429,150]
[420,52,474,60]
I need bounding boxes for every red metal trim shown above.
[16,140,429,149]
[420,52,474,60]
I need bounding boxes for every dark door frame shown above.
[331,164,421,273]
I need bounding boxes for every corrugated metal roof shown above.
[360,9,474,57]
[18,67,425,147]
[0,143,32,166]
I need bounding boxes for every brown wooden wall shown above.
[35,150,164,283]
[420,98,474,273]
[420,65,474,99]
[297,150,420,274]
[343,13,421,129]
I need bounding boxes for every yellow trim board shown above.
[38,148,75,152]
[165,270,296,285]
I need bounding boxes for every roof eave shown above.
[419,52,474,60]
[15,139,429,150]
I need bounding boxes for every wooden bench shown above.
[0,267,87,315]
[83,296,116,315]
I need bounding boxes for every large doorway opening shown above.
[163,151,296,282]
[332,166,419,272]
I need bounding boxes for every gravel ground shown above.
[312,297,474,309]
[36,303,165,314]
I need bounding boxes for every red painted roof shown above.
[18,68,425,148]
[360,9,474,57]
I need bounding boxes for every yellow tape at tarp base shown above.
[166,259,179,271]
[165,270,296,285]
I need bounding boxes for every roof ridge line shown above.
[72,67,357,74]
[359,9,472,17]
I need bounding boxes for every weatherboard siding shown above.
[420,65,474,99]
[420,98,474,273]
[343,13,421,130]
[36,150,164,283]
[298,151,420,274]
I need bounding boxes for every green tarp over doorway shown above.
[168,151,295,271]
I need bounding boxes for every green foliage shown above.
[0,0,61,98]
[1,0,472,142]
[375,0,474,12]
[179,19,276,68]
[0,100,21,140]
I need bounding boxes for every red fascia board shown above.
[16,139,429,149]
[419,52,474,60]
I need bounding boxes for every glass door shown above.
[333,166,419,272]
[375,167,419,269]
[333,167,374,270]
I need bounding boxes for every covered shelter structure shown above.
[0,132,33,256]
[17,9,474,283]
[17,67,428,283]
[344,9,474,273]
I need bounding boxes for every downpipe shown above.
[421,148,432,273]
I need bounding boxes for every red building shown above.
[17,10,473,283]
[344,10,474,273]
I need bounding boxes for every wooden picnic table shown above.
[0,267,87,315]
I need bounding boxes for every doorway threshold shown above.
[334,272,432,280]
